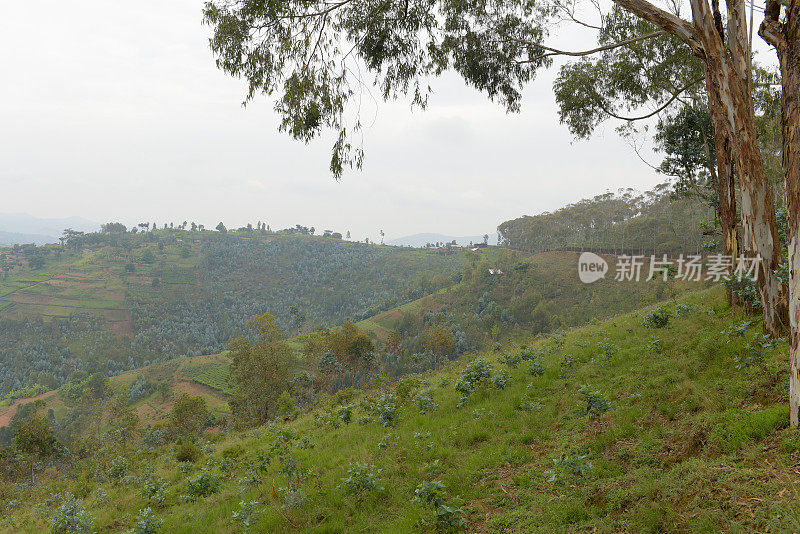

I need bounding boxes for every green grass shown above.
[5,287,800,533]
[181,361,234,396]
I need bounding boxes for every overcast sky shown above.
[0,1,776,243]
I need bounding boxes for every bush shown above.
[175,441,202,463]
[340,463,383,495]
[132,507,162,534]
[185,469,221,500]
[107,456,129,480]
[276,391,299,421]
[643,307,671,328]
[50,494,94,534]
[414,388,438,414]
[547,455,594,484]
[455,358,510,407]
[413,481,467,532]
[374,393,399,427]
[527,360,545,377]
[141,478,168,506]
[232,500,261,529]
[336,404,353,424]
[579,386,610,418]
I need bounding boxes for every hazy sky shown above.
[0,1,776,242]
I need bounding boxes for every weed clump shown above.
[643,307,671,328]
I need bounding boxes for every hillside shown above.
[498,187,715,256]
[0,231,478,396]
[0,249,707,431]
[2,287,796,532]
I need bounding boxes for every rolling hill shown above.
[1,286,795,532]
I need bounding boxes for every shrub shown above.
[722,320,754,338]
[141,478,168,506]
[579,386,610,418]
[643,307,671,328]
[527,360,545,377]
[455,358,496,406]
[501,352,523,368]
[414,388,438,414]
[175,441,202,463]
[336,404,353,424]
[276,391,299,421]
[414,480,446,507]
[547,455,594,484]
[340,463,383,495]
[232,500,260,528]
[50,494,94,534]
[597,342,620,359]
[374,393,399,427]
[107,456,129,480]
[185,469,221,500]
[132,507,162,534]
[413,481,467,532]
[491,369,511,389]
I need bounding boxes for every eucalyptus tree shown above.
[759,0,800,425]
[201,0,793,406]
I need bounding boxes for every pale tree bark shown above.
[702,23,739,302]
[760,0,800,425]
[615,0,787,336]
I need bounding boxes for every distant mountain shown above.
[386,232,498,248]
[0,231,60,246]
[0,213,98,245]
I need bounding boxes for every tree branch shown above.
[516,30,667,61]
[758,0,786,50]
[612,0,705,57]
[596,76,705,121]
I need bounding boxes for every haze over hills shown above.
[0,213,99,245]
[387,232,499,248]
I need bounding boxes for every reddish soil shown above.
[9,294,54,305]
[0,391,57,428]
[107,318,135,339]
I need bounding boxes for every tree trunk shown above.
[694,0,786,335]
[706,71,739,304]
[616,0,787,334]
[761,0,800,425]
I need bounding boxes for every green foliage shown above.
[228,313,297,426]
[499,187,712,255]
[107,456,129,481]
[413,481,467,532]
[414,388,438,414]
[373,393,399,427]
[643,306,671,328]
[185,469,221,500]
[232,500,260,529]
[169,394,210,437]
[340,463,383,495]
[132,507,162,534]
[140,478,168,506]
[579,385,611,418]
[202,0,549,178]
[175,441,202,463]
[710,406,789,453]
[547,455,594,485]
[50,494,94,534]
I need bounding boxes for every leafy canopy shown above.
[203,0,552,177]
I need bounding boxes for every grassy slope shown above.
[5,286,799,533]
